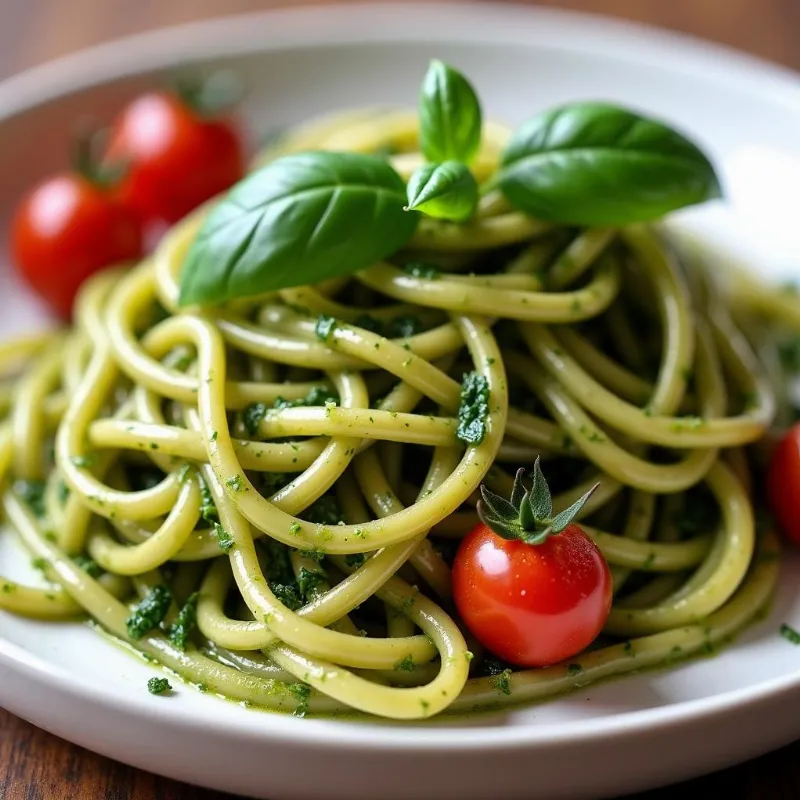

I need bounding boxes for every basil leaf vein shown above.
[405,161,478,221]
[179,151,419,305]
[498,102,722,226]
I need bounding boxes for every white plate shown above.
[1,4,800,799]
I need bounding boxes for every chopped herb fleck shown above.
[298,547,326,563]
[491,668,513,696]
[567,663,583,676]
[289,521,302,536]
[73,555,102,578]
[71,455,95,468]
[399,595,416,612]
[226,474,245,493]
[14,479,46,517]
[57,480,70,505]
[272,582,303,610]
[242,403,267,435]
[214,523,234,553]
[168,592,199,651]
[456,371,490,446]
[780,623,800,645]
[394,655,416,672]
[272,385,339,412]
[315,315,338,343]
[147,677,171,695]
[297,566,327,600]
[288,682,311,717]
[578,423,606,442]
[345,552,366,568]
[126,585,172,639]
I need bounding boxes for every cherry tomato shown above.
[767,423,800,545]
[106,90,244,224]
[11,173,143,319]
[452,521,612,667]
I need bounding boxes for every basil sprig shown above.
[179,152,418,306]
[405,161,478,221]
[418,59,482,164]
[497,102,722,226]
[178,61,723,306]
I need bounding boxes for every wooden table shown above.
[1,0,799,797]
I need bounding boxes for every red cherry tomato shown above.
[106,91,244,224]
[767,423,800,545]
[452,522,612,667]
[11,173,143,319]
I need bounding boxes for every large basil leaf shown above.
[498,103,722,226]
[419,60,482,164]
[179,152,418,305]
[405,161,478,221]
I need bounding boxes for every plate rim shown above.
[0,0,799,754]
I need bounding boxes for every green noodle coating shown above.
[0,107,786,721]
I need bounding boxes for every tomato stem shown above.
[171,69,242,118]
[477,458,598,545]
[70,123,127,190]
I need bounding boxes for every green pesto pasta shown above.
[0,106,788,721]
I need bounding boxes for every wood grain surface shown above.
[1,1,800,798]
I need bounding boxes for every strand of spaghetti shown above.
[11,336,65,480]
[357,255,621,321]
[547,228,616,289]
[87,419,327,471]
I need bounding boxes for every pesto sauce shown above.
[168,592,199,651]
[14,479,47,517]
[456,371,490,445]
[147,676,172,695]
[126,585,172,640]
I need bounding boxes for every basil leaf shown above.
[179,152,418,305]
[405,161,478,221]
[498,102,722,226]
[419,60,482,164]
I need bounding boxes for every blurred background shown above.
[2,0,800,81]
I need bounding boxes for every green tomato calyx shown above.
[477,458,597,545]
